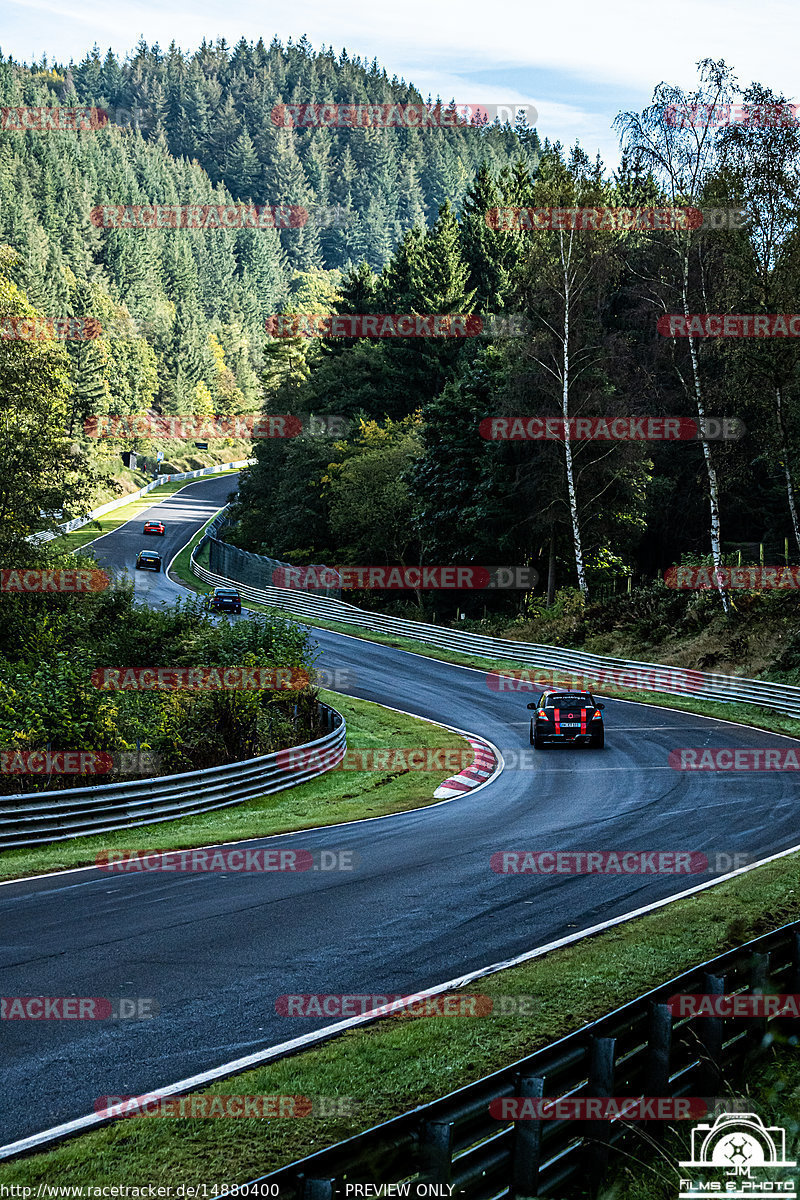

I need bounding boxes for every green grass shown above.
[49,471,243,554]
[0,691,471,882]
[2,843,799,1184]
[168,510,219,588]
[9,506,795,1184]
[598,1046,800,1199]
[171,574,800,743]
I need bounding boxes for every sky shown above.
[2,0,796,168]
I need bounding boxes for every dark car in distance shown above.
[528,690,605,748]
[135,550,162,572]
[205,587,242,614]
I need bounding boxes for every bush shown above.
[0,568,319,794]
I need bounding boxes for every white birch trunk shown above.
[560,248,588,597]
[682,247,730,613]
[775,384,800,554]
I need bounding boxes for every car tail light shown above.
[592,709,602,720]
[537,709,547,719]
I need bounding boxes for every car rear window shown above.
[546,693,594,707]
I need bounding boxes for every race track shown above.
[2,474,798,1147]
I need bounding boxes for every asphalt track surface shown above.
[2,474,799,1146]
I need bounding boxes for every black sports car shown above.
[135,550,162,572]
[205,587,242,614]
[528,690,605,748]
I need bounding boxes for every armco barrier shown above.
[0,703,344,849]
[191,534,800,720]
[232,921,800,1200]
[32,459,254,544]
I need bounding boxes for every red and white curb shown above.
[434,736,498,798]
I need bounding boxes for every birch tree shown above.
[517,144,623,598]
[717,82,800,552]
[615,59,738,613]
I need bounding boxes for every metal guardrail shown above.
[32,459,254,544]
[191,539,800,721]
[238,921,800,1200]
[0,703,345,849]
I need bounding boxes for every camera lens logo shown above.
[679,1113,796,1197]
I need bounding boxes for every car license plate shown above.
[559,722,581,727]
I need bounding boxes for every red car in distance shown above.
[143,521,165,535]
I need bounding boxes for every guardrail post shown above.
[749,952,770,1043]
[585,1036,615,1188]
[647,1003,673,1146]
[699,973,725,1095]
[301,1178,335,1200]
[647,1003,673,1096]
[418,1119,453,1183]
[790,933,800,993]
[511,1075,545,1199]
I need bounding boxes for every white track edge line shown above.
[288,624,800,743]
[0,713,502,888]
[74,475,240,553]
[168,503,800,750]
[3,836,800,1160]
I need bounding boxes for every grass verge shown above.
[0,692,471,883]
[2,843,799,1182]
[172,571,800,743]
[598,1046,800,1198]
[50,472,242,555]
[168,510,219,590]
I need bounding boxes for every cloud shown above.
[5,0,797,172]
